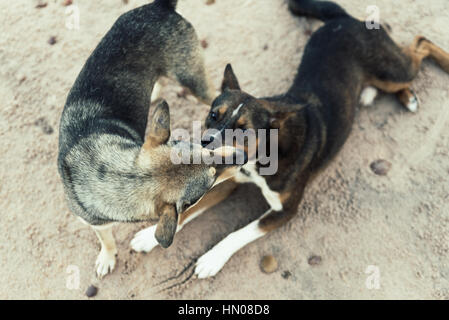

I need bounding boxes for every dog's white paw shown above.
[131,225,159,253]
[360,86,378,106]
[405,91,419,113]
[195,245,232,279]
[95,248,117,279]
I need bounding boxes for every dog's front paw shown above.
[130,225,159,253]
[95,248,117,279]
[195,245,232,279]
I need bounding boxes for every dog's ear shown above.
[155,204,178,248]
[143,100,171,150]
[221,64,241,92]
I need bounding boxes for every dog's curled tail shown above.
[288,0,349,22]
[156,0,178,10]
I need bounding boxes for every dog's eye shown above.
[210,112,218,121]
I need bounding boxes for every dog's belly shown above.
[235,163,283,212]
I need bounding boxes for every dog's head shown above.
[202,64,298,157]
[137,100,246,248]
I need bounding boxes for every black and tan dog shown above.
[58,0,245,279]
[130,0,449,278]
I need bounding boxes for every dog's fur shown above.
[133,0,449,279]
[58,0,244,278]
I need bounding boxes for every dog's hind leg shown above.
[173,57,215,105]
[406,36,449,74]
[92,224,118,279]
[162,17,215,105]
[397,37,449,112]
[167,36,215,105]
[131,179,237,253]
[366,36,449,112]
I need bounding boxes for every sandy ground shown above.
[1,0,448,300]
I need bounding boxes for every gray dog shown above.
[58,0,244,278]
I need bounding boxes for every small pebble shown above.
[63,0,73,6]
[304,29,313,36]
[122,0,129,4]
[263,44,269,51]
[43,126,54,135]
[36,2,48,9]
[177,88,189,98]
[281,270,292,279]
[200,39,209,49]
[35,117,54,135]
[308,255,322,266]
[85,285,98,298]
[206,0,215,5]
[383,22,392,33]
[260,255,278,274]
[48,36,57,45]
[370,159,391,176]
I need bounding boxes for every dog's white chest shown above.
[235,163,283,212]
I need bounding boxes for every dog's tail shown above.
[288,0,350,22]
[155,0,178,10]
